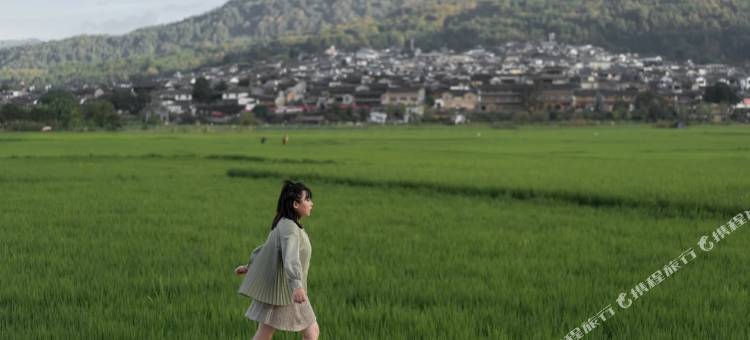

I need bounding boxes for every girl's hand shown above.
[293,287,307,303]
[234,265,248,276]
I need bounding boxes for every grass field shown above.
[1,124,748,339]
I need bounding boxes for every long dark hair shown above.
[271,180,312,230]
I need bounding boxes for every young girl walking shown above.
[235,181,320,340]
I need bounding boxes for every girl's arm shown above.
[246,244,264,266]
[279,224,304,290]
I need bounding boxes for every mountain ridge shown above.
[1,0,748,83]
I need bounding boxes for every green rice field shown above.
[1,124,748,339]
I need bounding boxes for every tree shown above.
[193,77,214,103]
[385,104,405,120]
[107,88,147,114]
[0,103,27,123]
[633,91,675,121]
[82,99,120,130]
[611,100,631,120]
[529,109,550,122]
[704,82,740,104]
[239,111,259,126]
[425,94,435,108]
[214,80,228,92]
[252,105,270,122]
[38,89,82,128]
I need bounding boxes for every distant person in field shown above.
[235,181,319,340]
[282,133,289,145]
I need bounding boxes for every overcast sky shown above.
[0,0,229,41]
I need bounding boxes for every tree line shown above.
[1,81,743,131]
[0,89,147,131]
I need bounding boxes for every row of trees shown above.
[461,84,745,124]
[0,90,124,131]
[1,82,744,130]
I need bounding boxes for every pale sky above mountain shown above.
[0,0,229,41]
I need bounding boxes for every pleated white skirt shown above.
[245,299,317,332]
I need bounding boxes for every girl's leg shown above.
[252,322,276,340]
[301,321,320,340]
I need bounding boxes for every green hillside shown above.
[1,0,749,83]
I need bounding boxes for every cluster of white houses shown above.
[3,38,749,123]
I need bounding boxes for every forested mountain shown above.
[2,0,749,83]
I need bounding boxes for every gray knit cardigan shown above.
[238,217,311,305]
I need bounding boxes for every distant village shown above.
[2,34,750,128]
